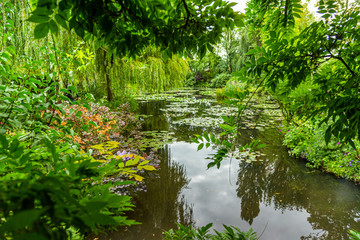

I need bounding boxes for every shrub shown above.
[282,117,360,182]
[0,133,137,240]
[209,73,232,88]
[57,102,141,149]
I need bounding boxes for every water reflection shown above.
[235,128,360,239]
[120,90,360,239]
[139,100,169,132]
[103,145,194,240]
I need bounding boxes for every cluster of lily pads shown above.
[135,89,283,164]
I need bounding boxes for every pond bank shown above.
[281,117,360,183]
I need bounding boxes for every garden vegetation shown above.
[1,0,360,239]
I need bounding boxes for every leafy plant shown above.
[242,1,360,147]
[0,133,137,240]
[163,223,258,240]
[282,117,360,181]
[210,73,232,88]
[192,81,265,168]
[90,141,157,182]
[349,230,360,240]
[28,0,241,58]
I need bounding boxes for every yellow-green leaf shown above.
[125,156,140,166]
[133,175,144,181]
[141,165,156,171]
[138,160,150,166]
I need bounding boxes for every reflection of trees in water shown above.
[139,145,193,229]
[137,95,360,239]
[107,144,193,240]
[235,128,360,239]
[139,100,170,131]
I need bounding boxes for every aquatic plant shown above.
[163,223,258,240]
[192,79,266,168]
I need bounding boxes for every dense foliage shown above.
[28,0,242,58]
[242,1,360,146]
[2,0,360,238]
[0,0,244,238]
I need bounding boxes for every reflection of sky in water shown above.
[171,141,325,240]
[131,92,360,240]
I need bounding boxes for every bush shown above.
[58,102,141,149]
[209,73,232,88]
[0,77,143,239]
[0,133,137,240]
[184,73,197,87]
[282,117,360,182]
[215,79,250,101]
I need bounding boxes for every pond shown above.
[105,89,360,240]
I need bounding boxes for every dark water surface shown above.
[106,90,360,240]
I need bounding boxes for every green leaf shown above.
[325,126,332,144]
[76,110,83,117]
[219,124,235,132]
[191,138,200,144]
[27,14,50,23]
[322,14,331,19]
[0,209,44,233]
[207,162,216,169]
[197,143,204,151]
[55,13,68,29]
[49,19,59,34]
[203,132,210,142]
[19,152,30,165]
[0,134,9,149]
[9,139,20,152]
[34,22,49,39]
[125,156,140,166]
[210,133,215,143]
[256,143,266,149]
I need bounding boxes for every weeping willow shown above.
[2,1,190,100]
[1,0,86,88]
[94,46,190,99]
[231,27,253,73]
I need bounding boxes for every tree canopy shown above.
[29,0,243,57]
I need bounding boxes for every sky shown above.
[230,0,356,15]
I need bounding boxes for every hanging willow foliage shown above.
[1,0,85,88]
[2,1,190,100]
[93,46,190,99]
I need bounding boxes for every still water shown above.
[106,90,360,239]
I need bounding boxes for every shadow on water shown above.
[105,89,360,240]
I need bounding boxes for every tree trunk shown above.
[106,71,113,102]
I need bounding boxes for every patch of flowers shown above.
[55,102,141,148]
